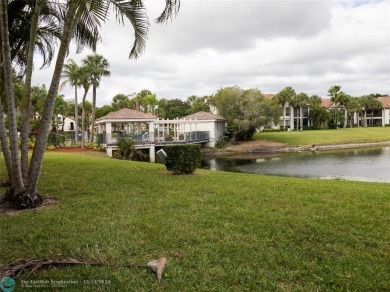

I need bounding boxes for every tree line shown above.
[0,0,180,209]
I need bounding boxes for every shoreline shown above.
[201,140,390,158]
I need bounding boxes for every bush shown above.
[262,128,281,132]
[47,132,66,147]
[115,138,148,161]
[215,136,228,148]
[327,121,337,129]
[164,144,201,174]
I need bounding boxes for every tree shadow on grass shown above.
[0,196,58,215]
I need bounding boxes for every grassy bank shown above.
[255,127,390,146]
[1,152,389,291]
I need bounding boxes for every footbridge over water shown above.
[95,109,226,162]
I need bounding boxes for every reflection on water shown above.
[201,146,390,183]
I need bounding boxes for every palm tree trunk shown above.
[0,0,24,192]
[81,90,88,148]
[74,86,79,143]
[363,110,367,127]
[89,85,96,143]
[0,105,14,185]
[21,0,41,185]
[28,4,78,195]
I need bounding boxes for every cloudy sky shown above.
[32,0,390,107]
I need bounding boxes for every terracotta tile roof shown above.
[97,108,156,120]
[378,96,390,108]
[321,98,333,108]
[263,93,275,100]
[182,111,226,121]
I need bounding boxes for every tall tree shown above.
[186,95,210,115]
[308,95,322,108]
[328,85,345,126]
[309,106,329,128]
[133,89,153,112]
[212,86,279,140]
[82,54,110,142]
[274,86,295,131]
[359,95,382,127]
[157,98,190,119]
[96,104,113,119]
[293,92,309,130]
[0,0,24,194]
[112,93,131,110]
[52,94,69,131]
[345,97,361,128]
[1,0,181,209]
[61,59,83,143]
[79,65,91,148]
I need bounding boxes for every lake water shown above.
[201,146,390,183]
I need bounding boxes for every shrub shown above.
[116,138,148,161]
[215,136,228,148]
[327,121,337,129]
[47,132,66,147]
[262,128,281,132]
[116,138,135,159]
[164,144,201,174]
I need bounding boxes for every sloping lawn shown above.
[1,152,389,291]
[254,127,390,146]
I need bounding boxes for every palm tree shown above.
[345,97,361,127]
[338,93,351,128]
[6,0,64,74]
[274,86,295,131]
[112,93,131,110]
[0,0,24,195]
[1,0,63,187]
[328,85,343,126]
[82,54,110,143]
[1,0,181,208]
[294,92,309,130]
[78,65,91,148]
[359,95,382,127]
[61,59,83,143]
[52,94,68,131]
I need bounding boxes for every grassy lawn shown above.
[254,127,390,146]
[1,152,389,291]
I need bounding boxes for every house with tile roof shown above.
[322,96,390,127]
[181,111,226,147]
[377,96,390,126]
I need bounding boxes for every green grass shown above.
[1,152,389,291]
[255,127,390,146]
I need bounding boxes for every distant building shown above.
[54,115,76,132]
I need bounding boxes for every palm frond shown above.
[155,0,180,24]
[0,256,167,282]
[0,257,106,279]
[110,0,149,59]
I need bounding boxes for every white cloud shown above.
[31,0,390,107]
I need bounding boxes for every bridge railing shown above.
[97,131,209,146]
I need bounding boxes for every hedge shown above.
[164,144,201,174]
